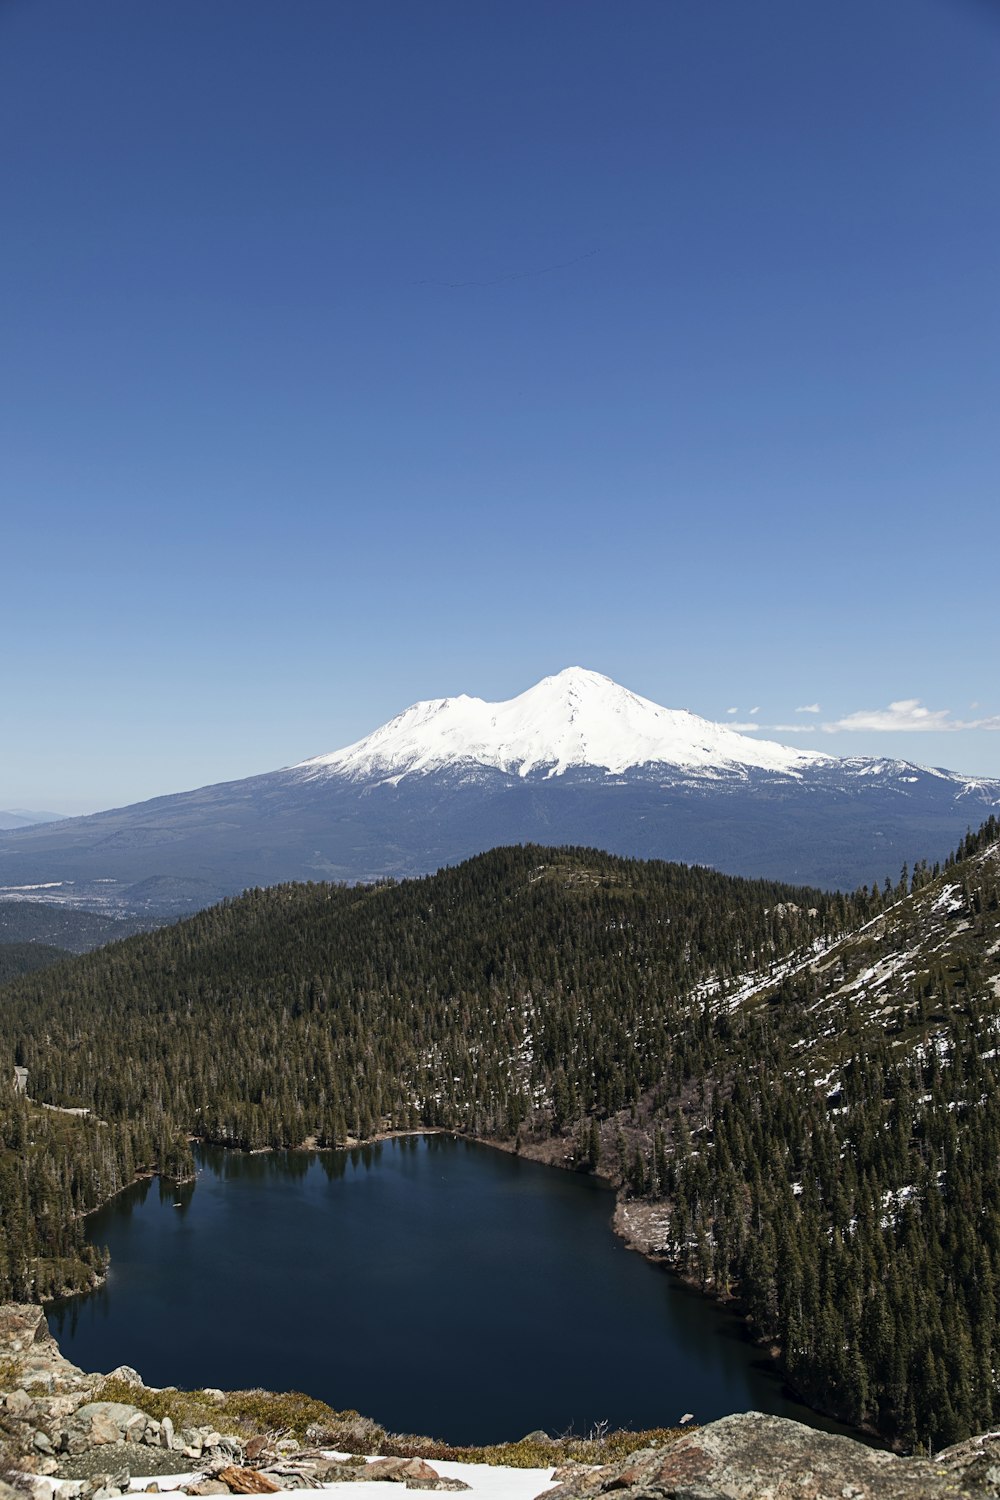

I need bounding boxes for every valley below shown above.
[3,821,1000,1464]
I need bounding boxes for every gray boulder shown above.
[4,1387,36,1418]
[534,1412,998,1500]
[937,1431,1000,1493]
[62,1401,148,1453]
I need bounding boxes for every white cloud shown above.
[726,706,738,715]
[721,720,817,736]
[749,706,760,715]
[822,699,1000,734]
[795,703,821,714]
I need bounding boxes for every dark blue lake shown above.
[49,1136,834,1445]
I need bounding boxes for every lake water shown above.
[49,1136,840,1445]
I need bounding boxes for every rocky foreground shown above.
[6,1305,1000,1500]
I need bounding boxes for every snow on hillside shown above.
[294,668,831,785]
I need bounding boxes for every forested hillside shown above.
[631,818,1000,1450]
[2,827,999,1449]
[0,942,72,984]
[0,1099,168,1303]
[0,901,154,953]
[1,850,852,1144]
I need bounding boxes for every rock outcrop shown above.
[536,1411,1000,1500]
[0,1306,473,1496]
[0,1303,101,1463]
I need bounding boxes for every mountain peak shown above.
[295,669,829,785]
[536,665,615,691]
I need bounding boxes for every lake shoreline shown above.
[47,1135,825,1445]
[469,1131,883,1449]
[46,1126,874,1448]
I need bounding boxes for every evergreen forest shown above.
[2,822,999,1451]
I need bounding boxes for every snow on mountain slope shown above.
[294,667,833,785]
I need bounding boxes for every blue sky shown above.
[2,0,999,813]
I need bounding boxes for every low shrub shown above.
[91,1379,686,1468]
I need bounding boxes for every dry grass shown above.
[91,1378,685,1469]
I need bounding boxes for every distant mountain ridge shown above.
[0,667,997,915]
[0,900,155,952]
[0,941,73,983]
[0,809,65,830]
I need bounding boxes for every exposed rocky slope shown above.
[544,1413,1000,1499]
[0,1307,456,1496]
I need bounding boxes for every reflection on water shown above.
[50,1136,857,1446]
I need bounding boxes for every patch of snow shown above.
[880,1184,919,1228]
[932,884,965,915]
[0,881,67,891]
[116,1461,559,1500]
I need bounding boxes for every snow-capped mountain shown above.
[0,668,997,917]
[295,667,827,783]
